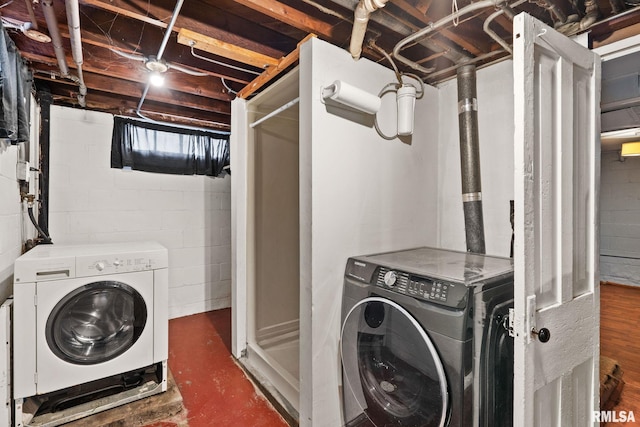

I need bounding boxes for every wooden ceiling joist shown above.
[177,28,281,69]
[238,34,316,99]
[232,0,336,38]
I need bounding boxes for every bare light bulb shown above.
[149,72,165,87]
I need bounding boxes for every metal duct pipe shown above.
[65,0,87,106]
[349,0,388,59]
[41,0,69,77]
[457,65,485,254]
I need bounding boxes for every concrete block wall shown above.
[0,142,20,302]
[48,106,232,318]
[600,150,640,286]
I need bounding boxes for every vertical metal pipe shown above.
[41,0,69,77]
[457,64,486,254]
[36,86,53,242]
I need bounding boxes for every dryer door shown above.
[340,296,448,427]
[45,281,148,365]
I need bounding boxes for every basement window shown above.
[110,117,229,177]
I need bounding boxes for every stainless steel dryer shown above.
[340,247,514,427]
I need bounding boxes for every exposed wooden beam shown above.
[80,0,170,28]
[20,48,232,103]
[79,0,290,58]
[389,0,486,55]
[47,85,230,129]
[177,29,280,68]
[414,0,434,15]
[238,34,315,99]
[35,65,231,115]
[231,0,335,38]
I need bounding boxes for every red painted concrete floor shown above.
[148,309,289,427]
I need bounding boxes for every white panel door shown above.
[513,12,600,427]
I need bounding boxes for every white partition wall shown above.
[301,38,440,426]
[232,37,440,426]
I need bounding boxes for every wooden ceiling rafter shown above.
[47,84,231,129]
[238,34,316,99]
[389,0,487,55]
[79,0,291,57]
[0,0,636,130]
[231,0,337,38]
[177,29,281,69]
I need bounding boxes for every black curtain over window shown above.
[111,117,229,177]
[0,21,32,144]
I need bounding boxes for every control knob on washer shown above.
[383,270,398,287]
[95,262,106,271]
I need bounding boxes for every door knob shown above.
[531,327,551,343]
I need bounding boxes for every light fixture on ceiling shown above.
[620,142,640,157]
[1,17,51,43]
[149,72,165,87]
[145,57,168,87]
[144,56,170,74]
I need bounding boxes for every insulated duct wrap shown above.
[457,65,486,254]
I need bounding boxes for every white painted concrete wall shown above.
[48,106,232,318]
[436,60,515,257]
[299,38,440,426]
[0,96,39,303]
[0,142,21,303]
[600,150,640,286]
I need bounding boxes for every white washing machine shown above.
[12,242,168,426]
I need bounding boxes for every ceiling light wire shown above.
[221,78,238,95]
[189,45,262,75]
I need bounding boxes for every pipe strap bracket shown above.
[458,98,478,114]
[462,192,482,202]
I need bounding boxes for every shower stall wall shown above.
[233,68,301,415]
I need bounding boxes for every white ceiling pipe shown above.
[331,0,471,64]
[349,0,388,60]
[41,0,69,77]
[65,0,83,65]
[483,0,527,55]
[65,0,87,106]
[393,0,500,75]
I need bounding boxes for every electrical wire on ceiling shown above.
[188,44,262,76]
[125,112,230,134]
[221,78,238,95]
[130,1,230,132]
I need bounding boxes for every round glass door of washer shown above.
[340,297,449,427]
[46,281,147,365]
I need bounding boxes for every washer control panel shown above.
[75,250,166,278]
[375,267,467,308]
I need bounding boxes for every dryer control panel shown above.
[374,267,468,308]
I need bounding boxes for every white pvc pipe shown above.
[65,0,86,106]
[349,0,389,60]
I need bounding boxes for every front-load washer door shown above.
[35,271,155,395]
[46,281,147,365]
[340,297,448,427]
